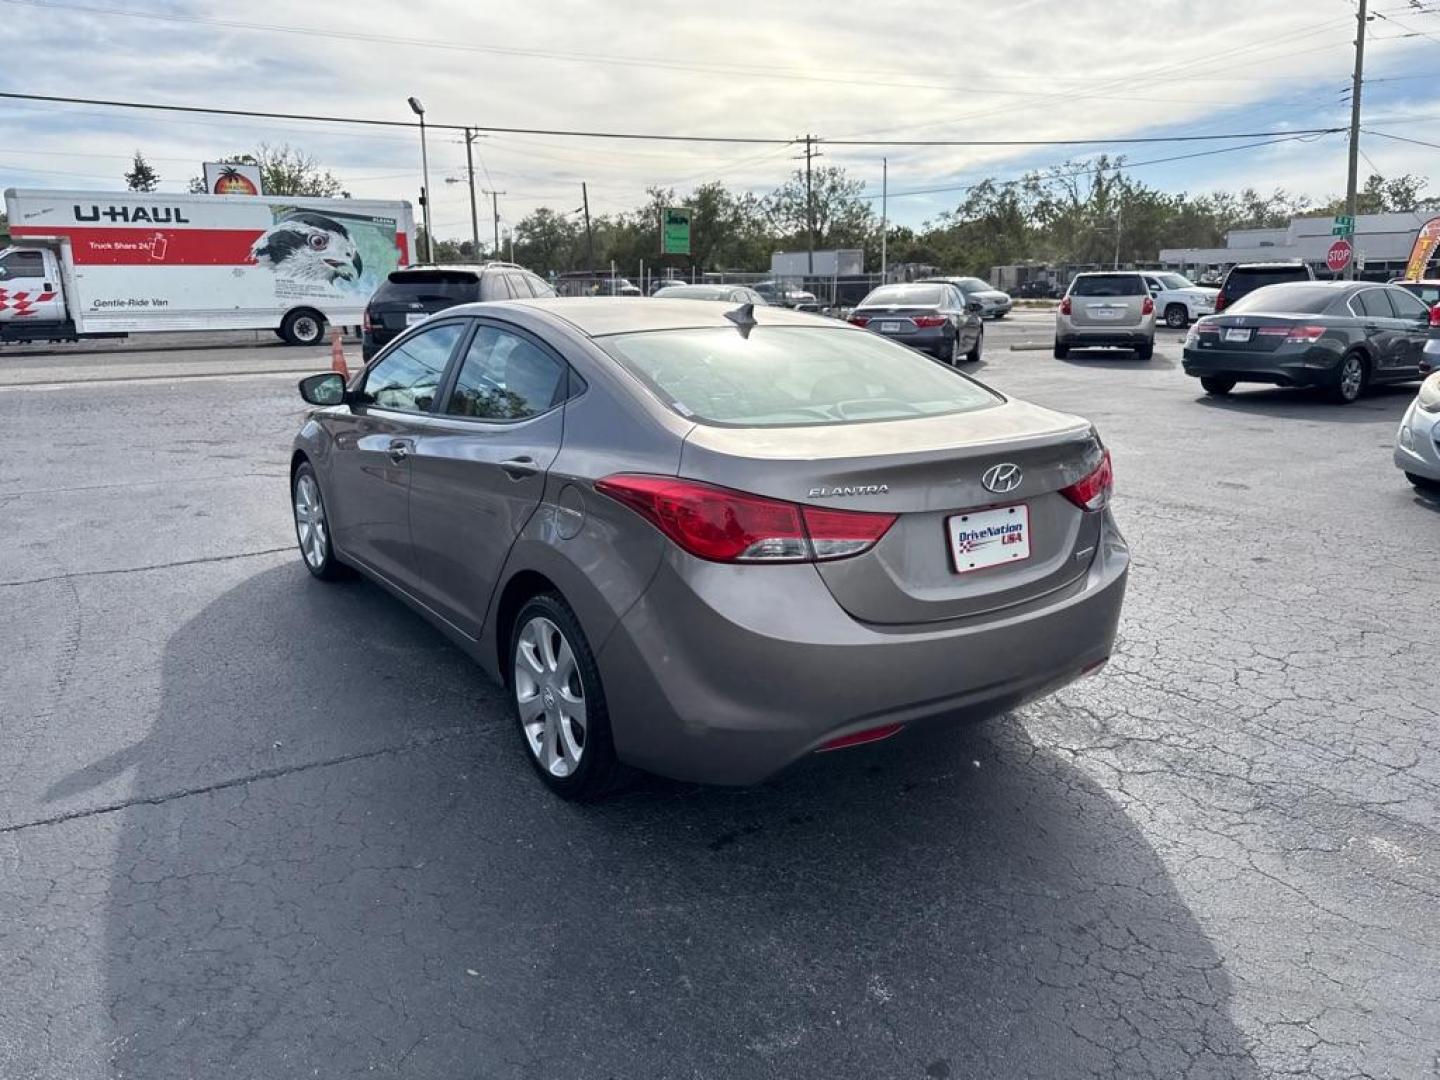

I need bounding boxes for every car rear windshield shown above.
[654,285,729,300]
[1070,274,1146,297]
[1226,284,1342,315]
[598,326,1000,427]
[1399,282,1440,306]
[1225,267,1309,296]
[371,270,481,304]
[860,284,948,307]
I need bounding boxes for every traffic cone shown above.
[329,327,349,380]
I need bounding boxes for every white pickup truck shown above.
[1139,271,1219,329]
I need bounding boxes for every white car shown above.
[1141,272,1219,329]
[1395,363,1440,493]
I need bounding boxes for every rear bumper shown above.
[871,325,949,354]
[1182,346,1340,387]
[597,512,1129,785]
[1395,400,1440,481]
[1057,330,1153,348]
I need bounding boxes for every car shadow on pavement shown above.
[82,564,1258,1080]
[1194,382,1418,421]
[1058,349,1177,370]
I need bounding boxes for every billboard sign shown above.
[661,207,690,256]
[202,161,265,196]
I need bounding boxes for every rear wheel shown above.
[1136,341,1154,361]
[1164,303,1189,329]
[281,308,326,347]
[1200,376,1236,396]
[966,327,983,363]
[947,329,962,365]
[1331,351,1367,404]
[1406,471,1440,493]
[1053,339,1070,359]
[509,593,625,800]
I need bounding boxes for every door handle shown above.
[387,439,412,464]
[499,456,541,479]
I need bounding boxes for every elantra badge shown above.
[981,463,1023,494]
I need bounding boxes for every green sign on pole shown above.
[1332,214,1354,237]
[662,207,691,256]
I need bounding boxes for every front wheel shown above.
[1200,376,1236,396]
[1406,471,1440,493]
[510,593,626,800]
[1330,351,1367,404]
[292,462,347,580]
[1164,304,1189,329]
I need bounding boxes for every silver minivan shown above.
[1055,272,1157,360]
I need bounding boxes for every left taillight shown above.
[1141,296,1155,316]
[848,315,870,327]
[594,475,896,564]
[362,307,373,332]
[1059,449,1113,512]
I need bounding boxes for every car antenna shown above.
[724,302,757,338]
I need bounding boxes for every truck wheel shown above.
[281,309,326,347]
[1164,304,1188,328]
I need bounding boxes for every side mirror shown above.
[299,372,348,407]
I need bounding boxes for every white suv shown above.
[1140,271,1218,329]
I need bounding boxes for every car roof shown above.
[1227,262,1308,270]
[1071,270,1144,276]
[393,262,528,275]
[443,297,840,337]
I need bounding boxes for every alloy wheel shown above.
[293,473,328,570]
[514,615,588,778]
[1339,354,1364,401]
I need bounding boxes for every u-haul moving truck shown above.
[0,188,415,346]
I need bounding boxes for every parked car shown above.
[653,284,769,305]
[753,280,821,312]
[649,277,686,295]
[1213,262,1314,313]
[362,262,554,360]
[1054,272,1156,360]
[1016,279,1061,299]
[1393,279,1440,308]
[849,282,985,363]
[1182,281,1430,403]
[1395,371,1440,492]
[290,299,1127,798]
[921,276,1013,319]
[1140,271,1219,329]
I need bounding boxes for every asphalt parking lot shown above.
[2,311,1437,1079]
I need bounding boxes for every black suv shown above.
[1214,262,1314,313]
[362,262,556,359]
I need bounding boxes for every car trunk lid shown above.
[678,400,1106,624]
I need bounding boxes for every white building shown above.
[1159,210,1436,279]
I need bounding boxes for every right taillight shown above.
[1059,450,1113,512]
[362,308,373,332]
[1059,297,1072,315]
[1429,304,1440,328]
[1214,293,1227,312]
[594,475,896,564]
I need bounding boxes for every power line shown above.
[1363,128,1440,151]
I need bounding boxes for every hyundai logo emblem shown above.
[981,463,1023,494]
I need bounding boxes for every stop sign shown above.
[1327,239,1353,273]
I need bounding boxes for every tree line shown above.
[114,147,1439,277]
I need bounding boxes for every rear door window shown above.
[1070,275,1145,297]
[522,272,557,297]
[1353,290,1395,319]
[443,325,567,420]
[1387,287,1429,320]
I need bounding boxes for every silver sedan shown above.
[290,299,1129,798]
[1396,370,1440,492]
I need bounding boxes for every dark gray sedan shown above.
[1183,281,1431,403]
[850,282,985,364]
[290,299,1128,798]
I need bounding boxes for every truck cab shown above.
[0,245,71,342]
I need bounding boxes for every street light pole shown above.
[408,96,433,263]
[880,157,888,283]
[1343,0,1368,281]
[464,127,481,259]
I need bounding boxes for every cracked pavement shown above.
[1,323,1436,1079]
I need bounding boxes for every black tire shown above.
[1164,303,1189,329]
[1330,351,1368,404]
[280,308,327,347]
[946,329,962,365]
[966,327,983,363]
[291,461,348,581]
[1406,471,1440,493]
[1053,339,1070,360]
[1135,341,1154,361]
[1200,376,1236,396]
[508,592,627,801]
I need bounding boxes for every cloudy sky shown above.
[1,0,1438,242]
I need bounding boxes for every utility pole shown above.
[482,188,505,257]
[464,128,481,259]
[1114,200,1123,271]
[581,182,595,270]
[804,134,815,276]
[1344,0,1368,280]
[880,157,888,283]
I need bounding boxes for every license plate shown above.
[405,312,430,326]
[1224,327,1251,342]
[878,321,902,333]
[947,504,1031,574]
[1089,306,1120,320]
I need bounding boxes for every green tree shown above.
[765,165,874,251]
[124,151,160,192]
[511,207,583,274]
